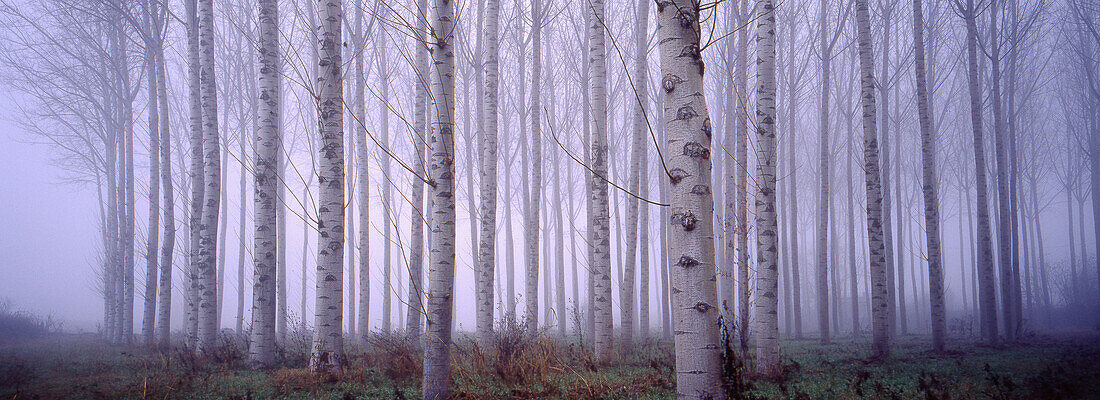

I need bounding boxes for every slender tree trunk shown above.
[248,0,280,368]
[195,0,222,354]
[406,0,430,346]
[911,0,945,350]
[237,72,250,334]
[355,0,371,344]
[476,0,501,348]
[816,0,833,344]
[377,1,393,333]
[309,0,346,373]
[525,0,543,333]
[142,15,162,346]
[622,0,648,349]
[987,0,1017,343]
[588,0,614,363]
[785,71,804,340]
[752,0,782,378]
[734,0,750,353]
[854,0,892,358]
[846,99,859,337]
[422,0,457,393]
[962,0,999,345]
[154,5,175,346]
[655,0,725,394]
[184,0,202,350]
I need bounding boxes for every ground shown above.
[1,331,1098,399]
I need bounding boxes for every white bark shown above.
[422,0,456,393]
[656,0,725,395]
[587,0,613,363]
[854,0,891,358]
[476,0,501,348]
[525,0,543,334]
[407,0,429,345]
[249,0,280,369]
[753,0,781,378]
[309,0,346,373]
[196,0,222,354]
[911,0,945,351]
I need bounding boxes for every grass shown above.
[0,331,1097,399]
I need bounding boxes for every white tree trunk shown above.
[355,0,371,346]
[656,0,725,395]
[961,0,999,345]
[910,0,945,351]
[753,0,782,378]
[141,9,161,346]
[854,0,892,358]
[422,0,456,393]
[587,0,613,363]
[477,0,501,348]
[406,0,429,346]
[154,4,175,346]
[622,0,648,349]
[196,0,222,354]
[184,0,202,350]
[309,0,346,373]
[249,0,280,368]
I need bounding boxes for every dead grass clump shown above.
[365,331,422,383]
[269,368,323,393]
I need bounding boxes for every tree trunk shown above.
[248,0,280,368]
[309,0,346,373]
[655,0,725,394]
[184,0,202,350]
[751,0,782,379]
[422,0,457,393]
[355,0,371,345]
[988,0,1017,343]
[196,0,222,354]
[622,0,648,350]
[406,0,430,347]
[477,0,501,348]
[588,0,613,363]
[854,0,892,358]
[525,0,543,334]
[910,0,945,351]
[154,4,175,346]
[377,0,394,333]
[142,11,162,346]
[816,0,833,344]
[734,0,750,354]
[961,0,1000,345]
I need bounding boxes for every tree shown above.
[309,0,346,373]
[249,0,280,369]
[152,0,175,348]
[525,0,544,334]
[753,0,782,378]
[958,0,999,346]
[195,0,223,355]
[655,0,725,394]
[477,0,501,349]
[910,0,946,352]
[140,0,162,347]
[422,0,457,393]
[355,0,372,345]
[587,0,614,363]
[407,0,430,347]
[854,0,892,358]
[621,0,647,349]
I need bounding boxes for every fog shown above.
[0,0,1096,397]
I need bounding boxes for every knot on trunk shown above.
[662,73,683,92]
[671,210,698,231]
[676,255,701,268]
[682,142,709,159]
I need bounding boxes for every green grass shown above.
[1,333,1097,399]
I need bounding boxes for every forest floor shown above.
[0,330,1098,399]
